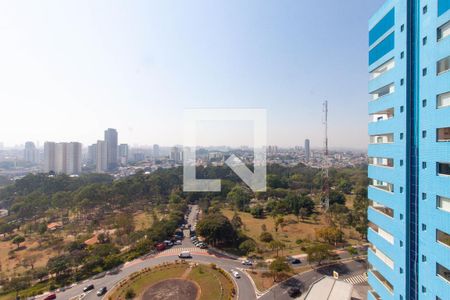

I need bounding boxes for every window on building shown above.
[400,24,405,32]
[370,83,395,100]
[437,195,450,212]
[369,157,394,167]
[436,263,450,283]
[400,78,404,85]
[422,255,427,262]
[423,5,428,14]
[437,127,450,142]
[370,133,394,144]
[423,68,428,76]
[436,229,450,247]
[370,58,395,79]
[400,105,404,112]
[422,224,427,231]
[423,130,427,138]
[437,56,450,75]
[437,162,450,176]
[423,99,427,107]
[369,108,394,122]
[423,162,427,169]
[437,91,450,108]
[422,193,427,200]
[369,200,394,217]
[400,51,404,59]
[423,36,428,45]
[369,178,395,193]
[400,133,404,140]
[437,20,450,42]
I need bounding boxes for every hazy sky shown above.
[0,0,385,149]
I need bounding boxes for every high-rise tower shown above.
[368,1,449,300]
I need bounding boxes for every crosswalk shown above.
[343,273,368,285]
[157,247,208,256]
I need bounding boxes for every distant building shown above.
[118,144,129,165]
[0,142,3,150]
[305,139,310,162]
[104,128,118,171]
[44,142,81,174]
[170,146,182,162]
[44,142,56,173]
[153,144,160,159]
[96,140,107,173]
[24,141,38,164]
[87,144,97,165]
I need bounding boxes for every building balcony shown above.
[368,267,394,295]
[370,133,394,145]
[437,162,450,176]
[437,127,450,142]
[370,83,395,101]
[370,200,394,218]
[368,221,395,245]
[369,178,394,193]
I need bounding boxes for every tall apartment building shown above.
[104,128,118,171]
[368,1,450,300]
[304,139,311,162]
[43,142,82,174]
[24,141,38,164]
[96,140,107,173]
[87,144,97,165]
[153,144,160,159]
[118,143,129,165]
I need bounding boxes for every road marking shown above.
[343,274,368,285]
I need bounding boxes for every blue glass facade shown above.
[368,1,450,300]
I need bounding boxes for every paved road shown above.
[259,259,368,300]
[52,205,256,300]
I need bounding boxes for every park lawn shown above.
[246,267,301,292]
[0,293,15,300]
[222,209,325,253]
[187,265,234,300]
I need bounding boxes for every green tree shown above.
[227,185,251,211]
[196,213,236,246]
[306,244,333,265]
[231,211,243,230]
[269,257,291,282]
[315,226,343,245]
[269,240,286,257]
[125,289,136,299]
[329,190,346,206]
[259,231,273,243]
[250,204,264,218]
[239,239,256,255]
[12,235,25,249]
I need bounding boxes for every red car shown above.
[155,242,166,251]
[43,294,56,300]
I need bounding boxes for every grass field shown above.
[108,262,235,300]
[222,205,362,257]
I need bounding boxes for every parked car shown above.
[156,242,166,251]
[287,287,301,298]
[97,287,107,296]
[174,240,182,245]
[199,244,208,249]
[83,284,95,292]
[290,258,301,264]
[43,294,56,300]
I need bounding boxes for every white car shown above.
[232,271,240,278]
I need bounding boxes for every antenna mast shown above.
[322,100,330,211]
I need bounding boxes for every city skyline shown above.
[0,0,385,149]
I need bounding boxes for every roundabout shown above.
[106,261,236,300]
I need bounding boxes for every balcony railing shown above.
[368,221,394,244]
[437,162,450,176]
[370,83,395,100]
[437,195,450,213]
[370,58,395,79]
[437,55,450,75]
[369,157,394,168]
[437,229,450,248]
[369,178,394,193]
[369,268,394,294]
[370,200,394,218]
[370,134,394,144]
[437,20,450,42]
[369,108,395,123]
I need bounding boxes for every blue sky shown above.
[0,0,385,149]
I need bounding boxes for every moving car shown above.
[232,271,240,278]
[178,251,192,258]
[97,287,107,296]
[83,284,95,292]
[287,287,301,298]
[43,294,56,300]
[242,259,253,266]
